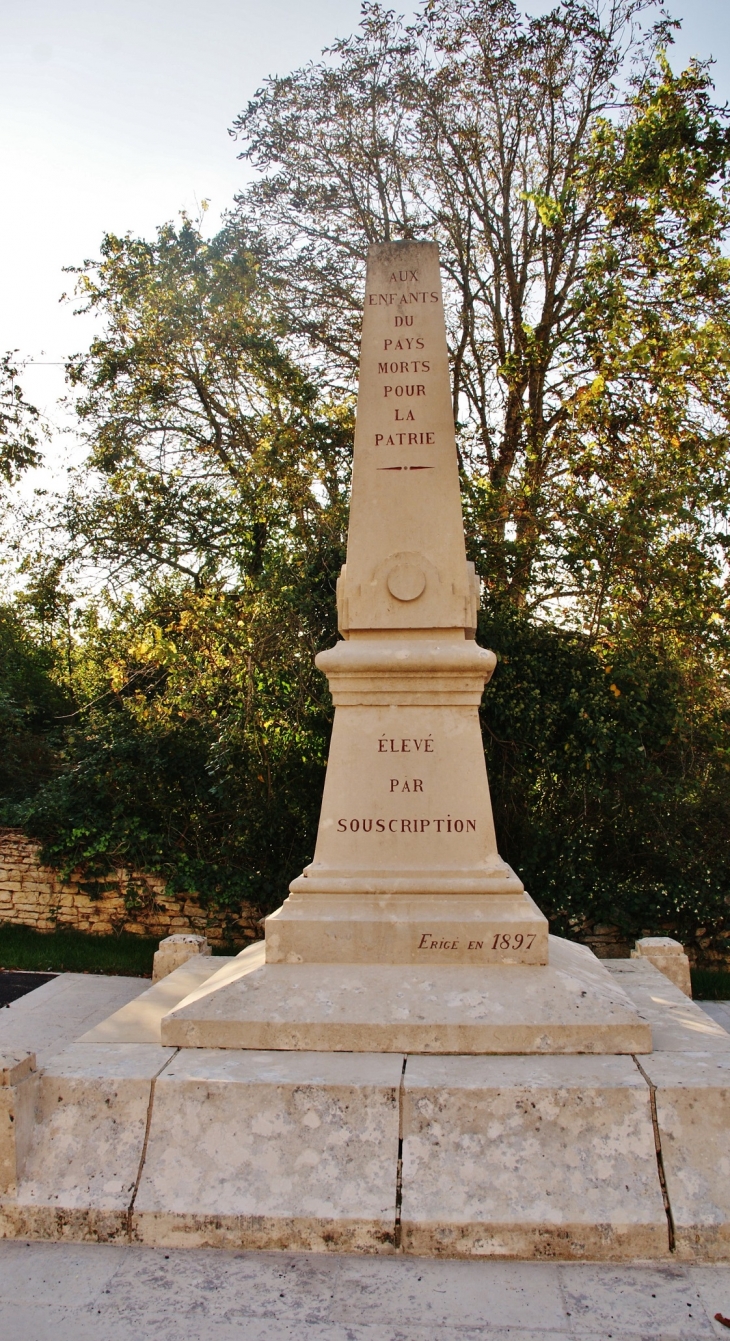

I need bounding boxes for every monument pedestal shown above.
[265,892,547,966]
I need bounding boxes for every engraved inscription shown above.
[335,817,476,833]
[415,933,537,952]
[378,736,434,752]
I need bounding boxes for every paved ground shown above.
[0,1240,729,1340]
[0,970,147,1065]
[700,1000,730,1032]
[0,973,728,1340]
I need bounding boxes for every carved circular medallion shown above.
[386,563,427,602]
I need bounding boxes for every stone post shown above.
[631,937,692,997]
[152,934,211,982]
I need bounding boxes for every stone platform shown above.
[1,958,728,1261]
[159,936,652,1055]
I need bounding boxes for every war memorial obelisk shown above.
[7,244,730,1262]
[163,242,649,1053]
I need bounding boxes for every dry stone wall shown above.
[0,828,260,948]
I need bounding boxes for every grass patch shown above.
[691,967,730,1001]
[0,922,245,975]
[0,922,159,976]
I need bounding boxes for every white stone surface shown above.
[0,973,148,1065]
[0,1242,727,1339]
[133,1050,403,1252]
[266,890,548,965]
[162,935,651,1054]
[400,1053,668,1260]
[80,955,236,1043]
[604,959,729,1052]
[641,1050,730,1262]
[0,1042,175,1242]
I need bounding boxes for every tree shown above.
[231,0,730,636]
[11,218,354,907]
[64,218,352,593]
[0,353,42,486]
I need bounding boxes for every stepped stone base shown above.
[160,936,651,1055]
[1,963,729,1260]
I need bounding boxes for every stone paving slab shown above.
[0,1242,729,1339]
[161,938,652,1055]
[0,973,148,1065]
[80,956,237,1043]
[603,961,730,1053]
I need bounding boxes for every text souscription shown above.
[337,817,476,833]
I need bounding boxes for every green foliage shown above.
[233,0,730,629]
[480,606,730,945]
[0,353,42,486]
[18,585,334,911]
[0,605,68,812]
[6,217,351,910]
[691,968,730,1001]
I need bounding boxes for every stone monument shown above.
[5,244,730,1263]
[162,242,649,1054]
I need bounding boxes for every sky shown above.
[1,0,729,432]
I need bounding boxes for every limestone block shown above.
[400,1054,669,1259]
[632,937,692,997]
[152,934,211,983]
[4,1043,175,1241]
[640,1049,730,1261]
[0,1051,39,1196]
[132,1050,402,1251]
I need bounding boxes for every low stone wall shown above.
[0,829,260,948]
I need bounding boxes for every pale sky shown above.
[1,0,728,430]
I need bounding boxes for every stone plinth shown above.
[161,936,651,1055]
[400,1053,668,1260]
[0,1051,38,1197]
[631,937,692,997]
[2,971,728,1258]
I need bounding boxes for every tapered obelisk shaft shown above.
[337,242,475,633]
